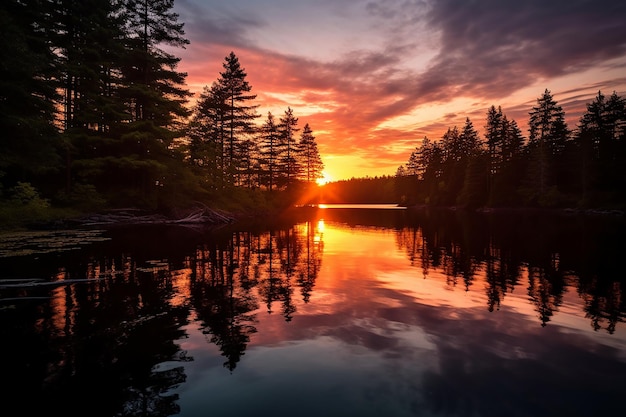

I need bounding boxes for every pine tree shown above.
[278,107,300,187]
[188,82,228,188]
[297,123,324,184]
[577,91,626,205]
[53,0,131,199]
[217,52,259,183]
[115,0,191,205]
[485,105,504,176]
[0,0,60,194]
[122,0,190,125]
[259,112,280,191]
[406,137,432,179]
[525,89,570,205]
[495,117,526,206]
[459,117,481,156]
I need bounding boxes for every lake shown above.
[1,206,625,417]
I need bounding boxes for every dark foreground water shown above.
[1,206,625,417]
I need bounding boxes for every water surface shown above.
[1,207,625,417]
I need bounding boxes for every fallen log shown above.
[0,277,106,289]
[76,207,235,226]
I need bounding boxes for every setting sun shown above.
[316,171,333,186]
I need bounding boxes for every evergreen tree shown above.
[440,126,465,204]
[53,0,131,200]
[278,107,300,187]
[259,112,280,191]
[114,0,191,206]
[524,89,570,206]
[458,150,489,208]
[297,123,324,184]
[0,0,60,194]
[122,0,189,124]
[577,91,626,205]
[484,105,504,176]
[188,82,228,188]
[406,137,432,179]
[216,52,259,183]
[459,117,482,156]
[237,138,259,189]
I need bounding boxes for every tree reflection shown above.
[189,221,324,370]
[1,219,325,415]
[0,252,193,417]
[396,209,625,330]
[190,236,259,372]
[581,280,625,334]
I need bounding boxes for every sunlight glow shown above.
[316,171,333,186]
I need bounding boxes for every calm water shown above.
[1,206,625,417]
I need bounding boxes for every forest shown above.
[392,89,626,209]
[0,0,324,228]
[321,89,626,210]
[2,1,626,230]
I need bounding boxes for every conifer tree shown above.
[188,82,228,188]
[53,0,131,199]
[485,105,504,176]
[298,123,324,184]
[525,89,569,205]
[259,112,280,191]
[279,107,300,187]
[577,91,626,204]
[217,52,259,183]
[115,0,191,205]
[459,117,481,156]
[0,0,59,193]
[122,0,190,125]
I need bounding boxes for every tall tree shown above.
[297,123,324,184]
[484,105,504,176]
[459,117,482,156]
[525,89,570,205]
[577,91,626,204]
[0,0,59,194]
[188,82,228,188]
[122,0,189,124]
[115,0,191,205]
[54,0,130,199]
[259,112,280,191]
[217,52,259,183]
[406,137,432,179]
[278,107,300,187]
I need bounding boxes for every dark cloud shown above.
[418,0,626,100]
[175,0,266,57]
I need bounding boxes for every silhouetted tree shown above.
[278,107,300,188]
[0,0,60,194]
[298,123,324,184]
[259,112,281,191]
[188,82,228,189]
[576,91,626,206]
[523,89,570,206]
[216,52,259,184]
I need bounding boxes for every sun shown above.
[316,171,333,186]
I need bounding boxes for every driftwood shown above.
[0,277,106,289]
[76,207,235,226]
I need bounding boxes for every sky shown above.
[172,0,626,182]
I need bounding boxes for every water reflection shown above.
[188,223,323,371]
[394,209,626,332]
[1,208,625,416]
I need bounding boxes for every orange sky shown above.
[173,0,626,181]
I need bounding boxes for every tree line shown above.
[0,0,324,224]
[396,89,626,209]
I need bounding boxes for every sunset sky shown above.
[172,0,626,181]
